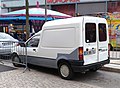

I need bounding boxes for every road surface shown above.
[0,64,120,88]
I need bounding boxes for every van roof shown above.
[42,16,105,29]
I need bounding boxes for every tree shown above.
[25,0,30,40]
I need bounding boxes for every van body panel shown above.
[20,55,57,68]
[83,17,98,65]
[41,28,76,48]
[36,22,81,59]
[83,17,109,65]
[57,48,79,61]
[20,48,79,69]
[97,19,109,62]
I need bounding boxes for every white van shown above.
[11,16,110,79]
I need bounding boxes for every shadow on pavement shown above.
[27,64,102,80]
[28,64,59,76]
[0,64,16,72]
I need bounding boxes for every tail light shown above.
[79,47,83,60]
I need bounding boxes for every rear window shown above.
[85,23,96,43]
[98,23,107,41]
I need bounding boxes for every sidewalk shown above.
[101,59,120,73]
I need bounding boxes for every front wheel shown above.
[11,54,22,67]
[58,62,74,80]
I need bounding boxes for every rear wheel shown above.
[58,62,74,80]
[11,54,22,67]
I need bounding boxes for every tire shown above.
[11,54,22,67]
[58,62,74,80]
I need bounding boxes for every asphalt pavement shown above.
[0,59,119,88]
[0,64,16,72]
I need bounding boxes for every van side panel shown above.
[20,48,79,69]
[41,28,76,48]
[38,27,78,59]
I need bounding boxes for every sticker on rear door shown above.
[84,48,96,55]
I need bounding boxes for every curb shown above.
[100,65,120,73]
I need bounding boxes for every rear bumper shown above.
[69,58,110,72]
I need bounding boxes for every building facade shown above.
[1,0,120,16]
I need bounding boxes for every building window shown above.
[118,2,120,6]
[111,2,117,7]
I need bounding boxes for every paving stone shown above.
[0,68,101,88]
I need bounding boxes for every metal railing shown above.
[0,41,29,72]
[110,43,120,59]
[110,50,120,59]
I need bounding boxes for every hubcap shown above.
[14,56,19,63]
[60,65,69,77]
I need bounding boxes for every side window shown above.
[27,35,40,47]
[99,23,107,41]
[85,23,96,43]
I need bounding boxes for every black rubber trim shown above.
[69,58,110,72]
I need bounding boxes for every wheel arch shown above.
[57,58,74,80]
[57,59,71,68]
[11,52,22,67]
[10,52,18,58]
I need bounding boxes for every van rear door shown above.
[83,17,98,65]
[98,20,108,62]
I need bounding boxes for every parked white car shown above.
[0,32,18,55]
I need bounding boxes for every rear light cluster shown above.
[78,47,83,60]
